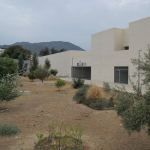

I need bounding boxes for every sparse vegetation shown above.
[73,84,115,110]
[34,122,89,150]
[0,122,20,136]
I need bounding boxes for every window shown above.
[124,46,129,50]
[114,66,128,84]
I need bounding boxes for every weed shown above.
[34,122,90,150]
[0,122,20,136]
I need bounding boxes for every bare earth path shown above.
[0,77,150,150]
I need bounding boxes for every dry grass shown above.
[0,77,150,150]
[86,85,105,100]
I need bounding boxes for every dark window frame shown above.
[114,66,128,84]
[124,46,129,50]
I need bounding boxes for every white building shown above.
[0,48,5,54]
[39,16,150,93]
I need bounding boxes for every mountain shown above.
[0,41,85,55]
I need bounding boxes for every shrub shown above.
[0,73,22,103]
[72,77,85,89]
[0,57,18,79]
[73,84,91,100]
[44,58,51,69]
[30,52,39,71]
[34,66,51,83]
[55,79,66,91]
[86,85,105,100]
[28,70,35,81]
[0,122,20,136]
[103,82,111,94]
[18,54,24,75]
[34,122,89,150]
[89,99,109,110]
[50,69,58,76]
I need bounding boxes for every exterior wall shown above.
[123,28,129,47]
[38,51,72,77]
[72,54,91,67]
[128,17,150,89]
[38,50,90,77]
[114,28,124,51]
[91,28,115,82]
[38,16,150,93]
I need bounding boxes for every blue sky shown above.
[0,0,150,51]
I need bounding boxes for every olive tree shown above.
[0,73,22,103]
[34,66,50,83]
[104,45,150,136]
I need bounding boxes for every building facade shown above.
[38,16,150,93]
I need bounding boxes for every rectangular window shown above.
[124,46,129,50]
[114,66,128,84]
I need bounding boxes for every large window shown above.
[114,66,128,84]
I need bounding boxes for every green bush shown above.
[44,58,51,69]
[0,58,18,79]
[55,79,66,91]
[73,84,91,100]
[72,77,85,89]
[50,69,58,76]
[103,82,111,94]
[34,66,50,83]
[0,73,22,103]
[0,122,20,136]
[28,70,35,81]
[12,51,26,60]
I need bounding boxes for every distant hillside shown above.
[0,41,85,55]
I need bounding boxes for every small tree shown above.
[50,69,58,76]
[0,58,18,79]
[23,62,28,73]
[44,58,51,69]
[18,54,24,75]
[34,66,50,83]
[28,70,35,81]
[0,73,22,103]
[55,79,66,91]
[30,52,39,71]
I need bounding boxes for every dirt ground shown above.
[0,77,150,150]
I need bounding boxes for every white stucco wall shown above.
[38,16,150,93]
